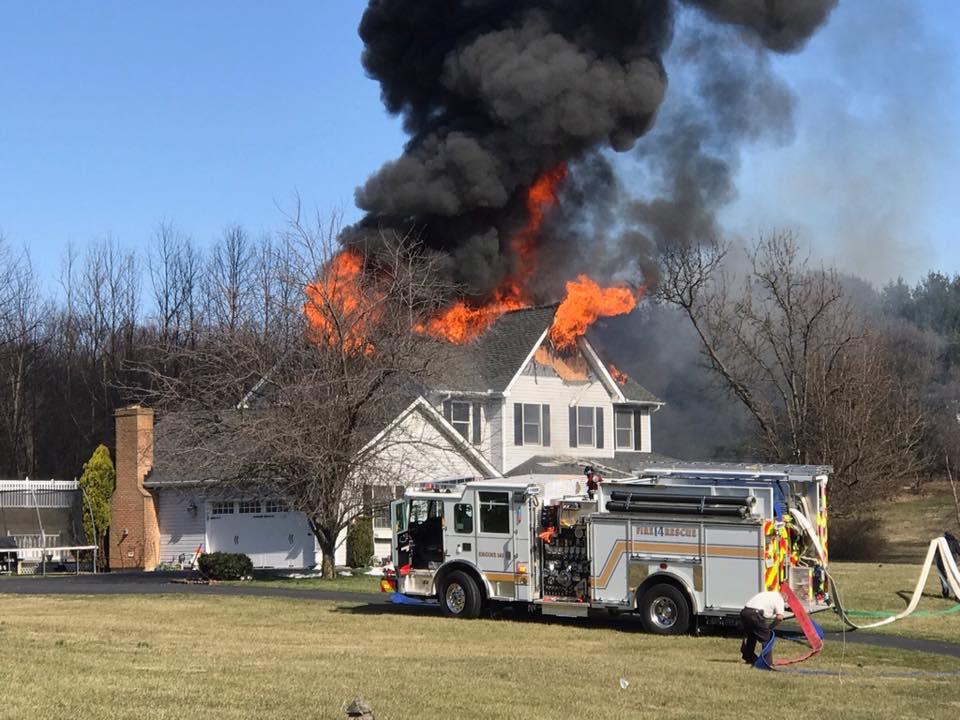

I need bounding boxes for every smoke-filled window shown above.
[615,410,634,450]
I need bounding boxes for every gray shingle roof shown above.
[435,305,660,404]
[434,305,558,392]
[506,451,677,478]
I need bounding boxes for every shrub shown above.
[198,552,254,580]
[829,516,889,561]
[346,515,374,569]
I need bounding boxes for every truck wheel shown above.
[439,571,482,619]
[639,583,690,635]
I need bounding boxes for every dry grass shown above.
[1,593,959,720]
[876,480,960,562]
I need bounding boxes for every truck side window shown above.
[479,492,509,534]
[409,499,429,525]
[454,503,473,534]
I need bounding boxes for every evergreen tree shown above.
[78,444,114,569]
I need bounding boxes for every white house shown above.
[110,304,668,571]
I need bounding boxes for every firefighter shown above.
[739,590,785,665]
[585,466,602,499]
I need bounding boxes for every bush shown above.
[829,516,889,561]
[346,515,374,569]
[198,552,254,580]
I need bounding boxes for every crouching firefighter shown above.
[739,590,785,665]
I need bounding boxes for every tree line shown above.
[0,220,313,480]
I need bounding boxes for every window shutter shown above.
[596,407,604,449]
[542,405,551,446]
[472,402,482,444]
[633,410,642,452]
[569,407,578,448]
[514,403,523,445]
[443,400,452,422]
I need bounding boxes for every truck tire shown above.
[639,583,690,635]
[439,571,482,619]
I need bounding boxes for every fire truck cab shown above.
[386,463,831,634]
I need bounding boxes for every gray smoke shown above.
[350,0,837,301]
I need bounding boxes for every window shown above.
[409,499,443,526]
[615,409,634,450]
[370,485,400,530]
[239,499,260,514]
[569,406,604,448]
[450,402,471,440]
[210,501,234,515]
[454,503,474,534]
[577,407,595,446]
[265,499,289,513]
[513,403,551,446]
[444,400,481,444]
[479,492,509,534]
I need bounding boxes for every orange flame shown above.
[608,363,629,386]
[304,250,379,354]
[549,276,642,351]
[421,164,568,343]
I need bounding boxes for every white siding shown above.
[503,368,616,473]
[156,489,205,565]
[485,400,504,471]
[371,409,487,485]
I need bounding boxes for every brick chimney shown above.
[110,405,160,571]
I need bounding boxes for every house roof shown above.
[506,451,677,479]
[434,305,556,393]
[145,396,502,489]
[435,305,660,403]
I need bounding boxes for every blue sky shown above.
[1,1,958,290]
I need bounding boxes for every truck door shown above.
[475,490,517,600]
[390,499,409,569]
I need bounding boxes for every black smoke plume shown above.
[349,0,837,301]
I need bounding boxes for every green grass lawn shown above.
[1,593,958,720]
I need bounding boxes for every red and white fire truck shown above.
[381,463,831,634]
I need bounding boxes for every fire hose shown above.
[791,504,960,629]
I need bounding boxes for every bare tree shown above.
[0,240,49,476]
[141,215,452,576]
[147,221,202,349]
[659,232,926,512]
[205,225,254,332]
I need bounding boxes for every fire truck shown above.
[382,463,831,634]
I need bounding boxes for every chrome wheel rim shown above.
[445,583,466,614]
[650,596,678,629]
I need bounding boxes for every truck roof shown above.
[636,461,831,482]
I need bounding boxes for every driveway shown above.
[2,572,959,658]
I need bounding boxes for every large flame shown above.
[421,164,568,343]
[549,275,643,351]
[310,164,641,354]
[304,250,379,355]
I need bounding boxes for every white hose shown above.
[829,537,960,630]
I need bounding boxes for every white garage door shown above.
[205,499,316,569]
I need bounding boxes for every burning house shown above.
[110,1,838,570]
